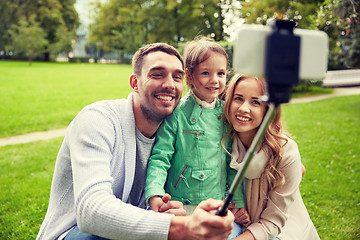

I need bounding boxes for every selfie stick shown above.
[217,20,300,216]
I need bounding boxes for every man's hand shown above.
[168,199,234,240]
[149,193,186,216]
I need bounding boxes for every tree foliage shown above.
[238,0,323,28]
[7,15,48,64]
[309,0,360,69]
[0,0,79,60]
[237,0,359,70]
[89,0,237,55]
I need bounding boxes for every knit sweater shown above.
[36,93,173,240]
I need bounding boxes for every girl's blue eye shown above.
[201,71,209,75]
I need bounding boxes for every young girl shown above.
[222,74,320,240]
[145,38,245,233]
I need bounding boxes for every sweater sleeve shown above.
[69,105,173,240]
[247,139,303,240]
[145,113,178,201]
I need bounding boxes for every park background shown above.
[0,0,359,239]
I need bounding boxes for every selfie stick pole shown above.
[217,103,278,216]
[217,20,300,216]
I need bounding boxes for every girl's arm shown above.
[149,194,186,216]
[145,114,178,204]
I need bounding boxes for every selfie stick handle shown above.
[217,103,278,216]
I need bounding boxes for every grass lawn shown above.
[0,138,63,239]
[0,61,133,138]
[0,95,359,239]
[282,95,360,239]
[0,60,359,239]
[0,60,333,138]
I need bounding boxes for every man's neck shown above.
[133,105,162,139]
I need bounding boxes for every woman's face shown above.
[229,78,267,145]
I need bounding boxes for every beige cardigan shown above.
[231,136,320,240]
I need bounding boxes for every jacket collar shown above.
[185,91,221,125]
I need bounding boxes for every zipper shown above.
[174,165,189,188]
[183,130,204,139]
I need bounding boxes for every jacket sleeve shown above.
[247,139,303,240]
[145,113,178,202]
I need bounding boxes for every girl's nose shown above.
[210,73,219,83]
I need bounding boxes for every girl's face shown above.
[229,78,267,146]
[187,52,227,103]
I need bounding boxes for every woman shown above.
[223,74,320,240]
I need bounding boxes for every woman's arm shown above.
[244,139,303,240]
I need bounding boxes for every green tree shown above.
[310,0,360,69]
[7,15,48,64]
[89,0,237,55]
[238,0,323,28]
[89,0,146,56]
[0,0,18,53]
[0,0,78,60]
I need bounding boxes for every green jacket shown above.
[145,92,244,207]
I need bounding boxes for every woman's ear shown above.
[130,74,139,92]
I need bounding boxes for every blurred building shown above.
[73,23,88,57]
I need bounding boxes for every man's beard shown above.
[140,89,179,123]
[140,103,171,123]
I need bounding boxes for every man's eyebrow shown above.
[149,67,184,75]
[175,69,185,75]
[149,67,165,72]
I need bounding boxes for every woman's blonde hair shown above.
[222,73,289,190]
[183,36,228,90]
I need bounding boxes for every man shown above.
[37,43,234,240]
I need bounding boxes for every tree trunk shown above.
[44,52,50,62]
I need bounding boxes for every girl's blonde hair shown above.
[222,73,289,190]
[183,36,228,89]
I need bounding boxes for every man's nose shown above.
[162,74,175,90]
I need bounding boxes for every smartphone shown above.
[233,24,329,80]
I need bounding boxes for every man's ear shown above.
[130,74,139,92]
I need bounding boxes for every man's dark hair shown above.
[132,43,184,76]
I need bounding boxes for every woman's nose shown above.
[238,102,250,113]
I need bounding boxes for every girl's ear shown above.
[186,71,194,86]
[130,74,139,92]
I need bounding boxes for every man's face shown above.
[134,51,184,122]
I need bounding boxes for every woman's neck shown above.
[237,132,255,149]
